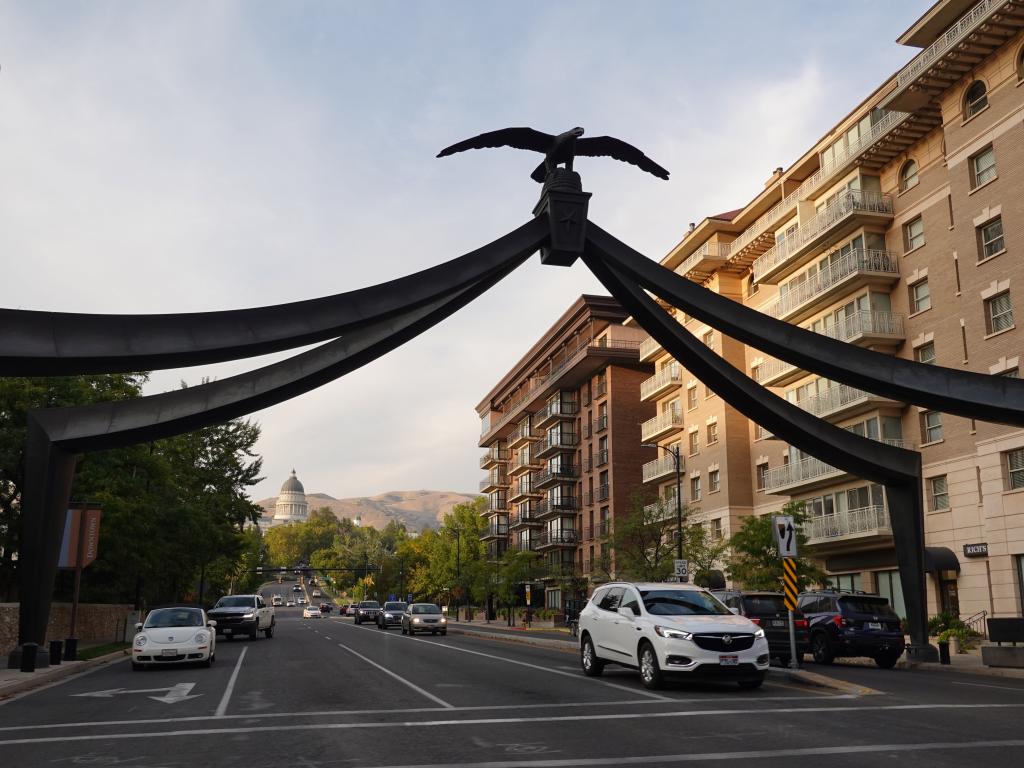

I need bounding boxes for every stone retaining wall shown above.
[0,603,135,655]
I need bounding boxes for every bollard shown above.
[49,640,63,665]
[63,638,79,662]
[938,640,950,665]
[19,643,38,673]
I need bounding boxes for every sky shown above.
[0,0,932,502]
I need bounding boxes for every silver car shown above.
[401,603,448,636]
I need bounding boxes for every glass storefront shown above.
[876,569,906,619]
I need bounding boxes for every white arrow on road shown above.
[73,682,201,704]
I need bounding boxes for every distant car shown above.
[312,590,322,598]
[345,604,357,616]
[402,603,447,636]
[132,606,216,670]
[297,596,307,605]
[797,590,904,668]
[207,594,275,640]
[713,590,810,667]
[272,595,284,607]
[319,603,332,614]
[292,585,302,593]
[303,604,322,619]
[354,600,380,625]
[286,600,295,607]
[376,601,408,629]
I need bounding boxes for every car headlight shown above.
[440,617,447,623]
[412,617,421,623]
[242,612,255,619]
[654,625,693,640]
[134,634,148,647]
[193,631,210,644]
[385,613,393,619]
[754,628,766,639]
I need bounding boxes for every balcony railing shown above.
[641,411,684,442]
[586,520,611,539]
[753,192,894,283]
[535,398,579,427]
[676,241,732,279]
[804,505,891,544]
[508,539,538,552]
[593,415,608,433]
[550,495,580,511]
[536,432,579,455]
[479,447,508,469]
[641,365,683,401]
[509,507,542,526]
[763,250,899,321]
[481,522,509,538]
[479,473,509,492]
[535,466,578,487]
[487,497,508,513]
[794,382,895,420]
[642,453,680,482]
[639,335,665,362]
[537,530,579,547]
[764,439,911,492]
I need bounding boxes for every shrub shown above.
[928,611,966,635]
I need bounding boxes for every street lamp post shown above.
[642,443,685,567]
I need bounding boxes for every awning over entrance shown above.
[924,546,961,574]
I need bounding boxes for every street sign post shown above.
[783,556,799,669]
[673,559,689,582]
[772,515,798,558]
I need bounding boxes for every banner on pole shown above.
[58,508,102,570]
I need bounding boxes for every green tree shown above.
[494,548,540,623]
[725,501,828,590]
[603,490,695,581]
[686,524,730,588]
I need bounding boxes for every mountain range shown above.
[256,489,479,532]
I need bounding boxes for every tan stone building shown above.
[636,0,1024,621]
[475,295,654,611]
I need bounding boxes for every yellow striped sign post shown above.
[782,556,799,669]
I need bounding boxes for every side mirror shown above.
[134,622,143,632]
[617,606,635,619]
[207,620,217,628]
[729,607,740,615]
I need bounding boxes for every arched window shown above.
[964,80,988,118]
[900,160,919,192]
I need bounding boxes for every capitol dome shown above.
[273,469,309,525]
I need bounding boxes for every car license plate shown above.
[719,655,739,666]
[162,649,177,657]
[770,619,786,628]
[867,622,882,630]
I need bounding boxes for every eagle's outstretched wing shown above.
[437,127,553,158]
[575,136,670,180]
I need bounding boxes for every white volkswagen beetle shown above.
[132,606,216,670]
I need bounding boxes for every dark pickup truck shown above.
[207,594,275,639]
[354,600,381,625]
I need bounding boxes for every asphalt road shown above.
[2,599,1024,768]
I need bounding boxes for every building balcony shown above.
[762,250,901,325]
[642,453,681,483]
[535,432,579,459]
[641,411,685,442]
[794,382,902,422]
[535,466,579,489]
[487,497,508,513]
[639,336,665,363]
[752,192,894,285]
[481,520,509,540]
[593,415,608,434]
[508,538,538,552]
[677,241,732,282]
[479,473,509,493]
[586,520,611,540]
[479,446,508,469]
[804,505,892,547]
[764,439,912,495]
[640,364,683,402]
[754,310,906,387]
[508,450,541,476]
[509,508,543,527]
[507,423,539,450]
[509,479,541,504]
[534,399,579,429]
[537,530,580,549]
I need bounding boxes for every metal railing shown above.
[794,382,889,419]
[538,530,579,546]
[534,466,578,485]
[639,336,663,361]
[892,0,997,91]
[479,474,509,491]
[676,241,732,278]
[763,249,899,320]
[535,398,579,422]
[482,522,509,537]
[642,453,680,482]
[593,415,608,433]
[764,439,910,491]
[804,505,890,542]
[641,411,684,442]
[536,432,579,453]
[641,364,683,400]
[963,610,989,638]
[479,447,508,468]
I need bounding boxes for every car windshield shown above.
[359,601,380,608]
[639,589,732,616]
[412,604,441,614]
[742,595,787,614]
[213,596,254,608]
[144,608,204,628]
[840,598,898,616]
[384,603,407,611]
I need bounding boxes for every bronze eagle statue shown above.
[437,126,670,182]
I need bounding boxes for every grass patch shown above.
[76,642,130,661]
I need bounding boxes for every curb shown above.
[447,625,577,654]
[776,667,881,696]
[0,649,129,701]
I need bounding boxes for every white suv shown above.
[578,582,770,689]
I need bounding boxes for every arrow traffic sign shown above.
[72,682,201,704]
[772,515,798,558]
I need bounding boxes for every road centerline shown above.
[214,646,247,717]
[336,641,454,709]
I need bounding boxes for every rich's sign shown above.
[963,542,988,558]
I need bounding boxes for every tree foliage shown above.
[602,490,698,582]
[725,501,828,590]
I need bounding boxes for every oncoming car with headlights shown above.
[578,582,769,690]
[132,606,216,670]
[376,601,408,630]
[401,603,447,635]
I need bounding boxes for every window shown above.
[904,216,925,251]
[899,160,919,192]
[915,342,936,365]
[979,217,1004,260]
[964,80,988,118]
[709,469,720,493]
[690,475,702,501]
[707,422,718,444]
[1007,448,1024,490]
[929,475,949,511]
[688,430,700,455]
[687,385,698,411]
[709,518,723,540]
[985,292,1014,334]
[910,279,931,313]
[921,410,943,443]
[756,462,768,491]
[971,146,996,188]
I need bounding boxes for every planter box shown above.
[981,644,1024,668]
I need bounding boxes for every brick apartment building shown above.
[475,295,654,610]
[635,0,1024,621]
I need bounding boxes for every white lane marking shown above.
[0,693,854,732]
[324,636,332,640]
[952,680,1024,691]
[214,646,247,717]
[336,642,453,709]
[0,704,1022,746]
[339,622,670,701]
[73,683,200,705]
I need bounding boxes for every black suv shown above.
[796,590,905,668]
[713,590,810,667]
[376,601,408,629]
[354,600,380,625]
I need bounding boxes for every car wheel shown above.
[738,675,765,690]
[777,655,791,668]
[811,633,834,665]
[875,651,901,669]
[355,618,360,625]
[249,627,259,641]
[400,624,406,635]
[638,642,664,690]
[580,634,605,677]
[203,655,213,668]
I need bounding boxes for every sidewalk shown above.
[0,643,129,701]
[908,647,1024,680]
